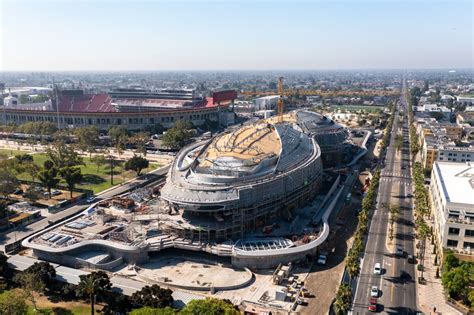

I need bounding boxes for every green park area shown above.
[0,149,160,194]
[331,105,385,113]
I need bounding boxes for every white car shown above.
[370,286,379,297]
[373,263,382,275]
[317,255,327,265]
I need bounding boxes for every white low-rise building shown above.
[253,95,279,111]
[430,162,474,257]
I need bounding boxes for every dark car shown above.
[407,255,416,264]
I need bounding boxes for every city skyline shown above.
[1,0,473,71]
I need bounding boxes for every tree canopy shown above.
[125,155,149,176]
[131,284,174,309]
[161,120,194,150]
[180,298,239,315]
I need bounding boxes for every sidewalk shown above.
[416,220,462,315]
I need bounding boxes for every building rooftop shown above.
[434,161,474,205]
[201,122,281,169]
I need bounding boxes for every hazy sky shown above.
[1,0,472,71]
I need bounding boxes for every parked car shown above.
[407,254,416,264]
[373,263,382,275]
[317,254,327,265]
[13,188,23,195]
[370,286,379,297]
[51,190,62,196]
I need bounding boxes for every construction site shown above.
[19,77,373,311]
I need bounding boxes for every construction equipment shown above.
[277,76,284,120]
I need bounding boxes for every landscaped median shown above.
[333,170,381,314]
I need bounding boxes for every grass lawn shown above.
[331,105,385,112]
[0,288,100,315]
[0,148,30,157]
[17,153,160,194]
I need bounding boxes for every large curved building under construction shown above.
[160,118,323,241]
[294,110,351,167]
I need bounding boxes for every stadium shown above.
[2,88,238,130]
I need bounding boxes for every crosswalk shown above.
[381,171,411,178]
[380,176,412,186]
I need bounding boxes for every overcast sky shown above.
[1,0,472,71]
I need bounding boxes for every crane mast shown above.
[277,76,284,120]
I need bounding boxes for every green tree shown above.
[77,271,112,315]
[333,283,352,315]
[443,251,460,272]
[130,307,178,315]
[108,126,129,156]
[14,272,44,311]
[0,289,28,315]
[144,123,165,136]
[0,169,19,198]
[38,160,60,198]
[442,263,473,305]
[24,161,41,182]
[125,155,149,176]
[25,261,56,287]
[131,284,174,309]
[0,252,13,282]
[75,126,100,160]
[105,155,122,185]
[131,132,150,156]
[346,254,360,280]
[161,120,194,150]
[59,166,83,198]
[181,298,239,315]
[47,140,84,168]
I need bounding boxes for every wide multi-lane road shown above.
[352,83,418,314]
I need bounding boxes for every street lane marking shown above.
[391,283,394,302]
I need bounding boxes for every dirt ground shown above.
[9,184,82,206]
[299,198,360,315]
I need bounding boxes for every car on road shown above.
[368,297,378,312]
[370,286,379,297]
[401,166,407,170]
[86,196,97,203]
[373,263,382,275]
[395,244,404,257]
[317,254,327,265]
[407,254,416,264]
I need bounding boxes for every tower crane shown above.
[277,76,284,121]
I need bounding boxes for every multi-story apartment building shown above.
[430,162,474,257]
[415,117,471,170]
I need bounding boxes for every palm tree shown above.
[346,256,360,280]
[77,271,111,315]
[333,283,352,315]
[80,275,97,315]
